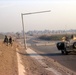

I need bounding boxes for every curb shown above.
[16,48,26,75]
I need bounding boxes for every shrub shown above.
[38,34,73,41]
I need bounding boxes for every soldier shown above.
[8,36,13,46]
[65,36,69,41]
[3,35,8,46]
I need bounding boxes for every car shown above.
[56,36,76,55]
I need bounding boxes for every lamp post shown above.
[21,10,51,49]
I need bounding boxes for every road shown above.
[20,36,76,73]
[25,36,76,73]
[30,45,76,72]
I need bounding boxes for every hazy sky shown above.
[0,0,76,32]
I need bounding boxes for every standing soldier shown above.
[8,36,13,46]
[3,35,8,46]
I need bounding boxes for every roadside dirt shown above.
[17,44,56,75]
[0,40,18,75]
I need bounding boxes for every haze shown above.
[0,0,76,32]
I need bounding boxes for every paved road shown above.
[26,37,76,73]
[31,45,76,72]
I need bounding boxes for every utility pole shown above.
[21,10,51,49]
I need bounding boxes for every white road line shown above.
[16,48,26,75]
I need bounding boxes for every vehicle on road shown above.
[56,35,76,55]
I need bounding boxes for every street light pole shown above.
[21,14,27,49]
[21,10,51,49]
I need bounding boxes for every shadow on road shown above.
[18,52,64,56]
[18,51,76,57]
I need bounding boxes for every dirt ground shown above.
[0,40,18,75]
[17,44,56,75]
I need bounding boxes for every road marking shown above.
[36,43,55,46]
[26,48,62,75]
[16,48,26,75]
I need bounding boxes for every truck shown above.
[56,36,76,55]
